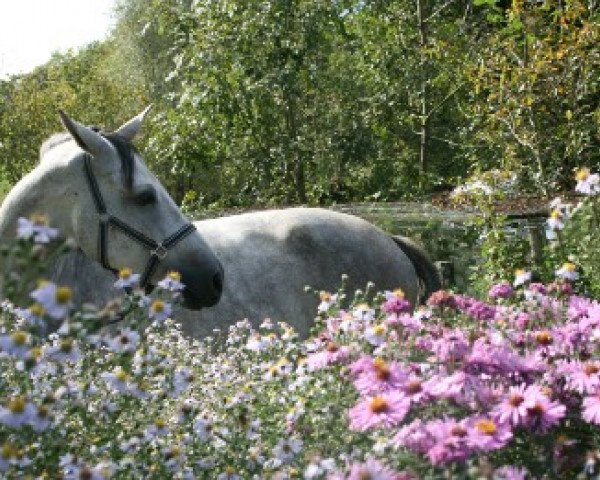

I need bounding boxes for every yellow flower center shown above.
[393,288,405,298]
[319,291,331,302]
[576,167,590,182]
[8,397,26,414]
[1,442,15,459]
[509,393,524,407]
[451,425,467,437]
[29,303,45,317]
[31,213,49,226]
[115,368,128,382]
[562,262,576,272]
[155,418,166,429]
[550,209,562,219]
[60,339,73,353]
[167,271,182,281]
[369,396,389,413]
[406,380,422,394]
[514,268,525,277]
[536,331,554,346]
[10,331,28,346]
[372,324,385,336]
[37,405,49,418]
[55,286,72,304]
[118,267,132,279]
[475,419,497,435]
[151,300,165,313]
[373,357,387,369]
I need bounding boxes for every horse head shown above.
[34,109,223,309]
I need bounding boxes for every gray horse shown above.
[1,109,441,338]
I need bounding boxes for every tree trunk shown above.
[417,0,430,188]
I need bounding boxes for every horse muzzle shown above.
[180,263,224,310]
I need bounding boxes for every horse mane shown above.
[39,130,137,192]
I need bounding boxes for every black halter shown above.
[82,152,196,288]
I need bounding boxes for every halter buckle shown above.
[151,244,168,259]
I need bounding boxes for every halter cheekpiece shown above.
[82,151,196,288]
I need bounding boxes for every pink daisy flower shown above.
[346,457,412,480]
[392,419,434,453]
[494,466,530,480]
[353,358,409,395]
[348,392,410,431]
[562,360,600,394]
[466,416,513,452]
[401,376,430,404]
[524,396,566,433]
[424,418,473,465]
[581,393,600,424]
[306,342,351,370]
[492,384,537,427]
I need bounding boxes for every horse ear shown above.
[58,110,111,158]
[114,105,153,141]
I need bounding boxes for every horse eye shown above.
[132,185,157,206]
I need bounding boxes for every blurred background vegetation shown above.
[0,0,598,209]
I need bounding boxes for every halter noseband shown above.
[82,152,196,288]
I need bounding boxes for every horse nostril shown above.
[213,272,223,294]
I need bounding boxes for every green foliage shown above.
[460,0,600,192]
[544,194,600,298]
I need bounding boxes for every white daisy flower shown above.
[16,214,58,243]
[513,269,532,287]
[107,328,140,354]
[113,268,140,290]
[272,436,303,463]
[556,262,579,281]
[0,396,36,427]
[575,167,600,196]
[0,331,31,359]
[148,299,172,323]
[157,271,185,292]
[30,282,73,319]
[364,323,387,346]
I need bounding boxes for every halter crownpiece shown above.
[82,152,196,288]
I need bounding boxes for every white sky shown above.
[0,0,116,79]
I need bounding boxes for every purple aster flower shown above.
[559,360,600,395]
[489,282,514,300]
[353,358,409,395]
[466,416,513,452]
[392,419,434,453]
[348,392,410,431]
[306,342,352,371]
[494,466,530,480]
[346,457,412,480]
[524,395,566,433]
[492,384,534,427]
[382,288,412,314]
[430,329,470,363]
[424,418,473,465]
[581,393,600,425]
